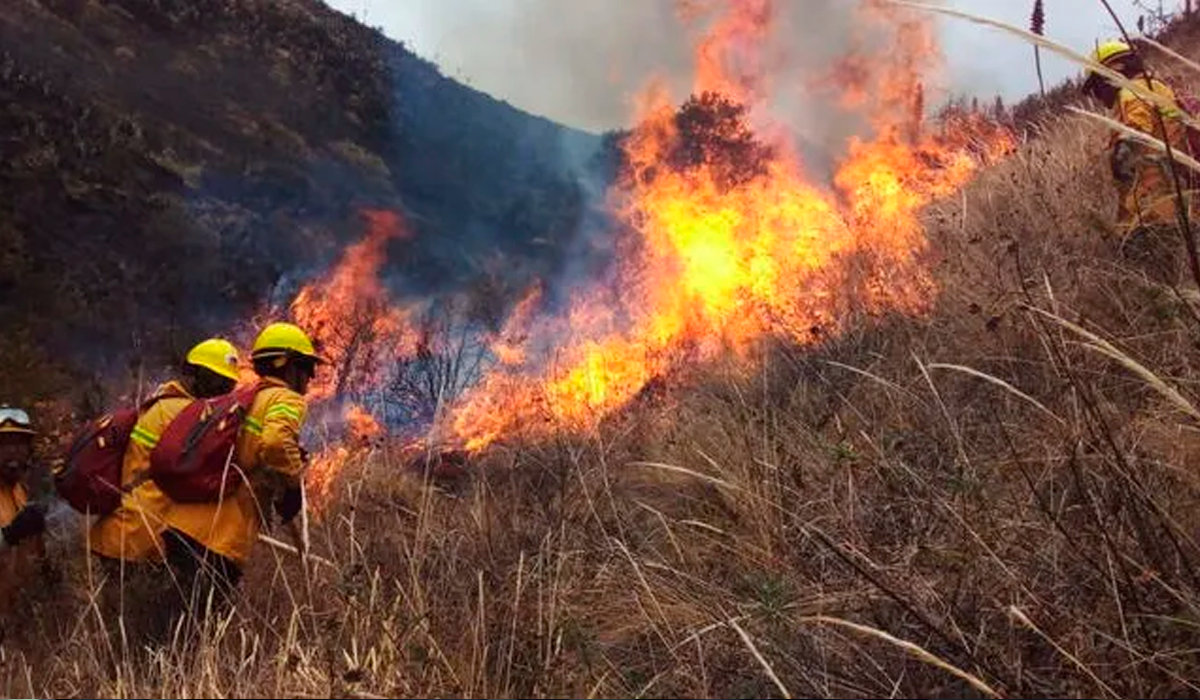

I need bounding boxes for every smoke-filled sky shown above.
[325,0,1150,132]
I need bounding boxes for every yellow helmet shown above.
[0,406,35,436]
[251,322,325,363]
[1093,39,1133,67]
[186,338,241,381]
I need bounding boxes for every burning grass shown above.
[8,109,1200,698]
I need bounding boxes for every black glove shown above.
[41,560,61,587]
[2,503,45,546]
[274,485,302,525]
[1111,139,1136,183]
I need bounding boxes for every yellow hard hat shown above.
[0,406,35,436]
[251,322,326,363]
[186,338,241,381]
[1093,39,1133,66]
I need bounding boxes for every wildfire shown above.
[291,210,419,403]
[283,210,418,510]
[344,403,384,442]
[443,0,1014,451]
[265,1,1017,479]
[304,403,384,512]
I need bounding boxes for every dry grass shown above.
[10,20,1200,700]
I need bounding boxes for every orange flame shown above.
[285,210,418,510]
[694,0,773,102]
[259,2,1016,475]
[444,0,1013,451]
[304,403,385,512]
[291,210,419,403]
[344,403,384,442]
[304,446,349,513]
[489,284,543,367]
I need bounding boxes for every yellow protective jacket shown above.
[0,480,28,529]
[1110,74,1192,233]
[88,381,193,562]
[164,377,307,565]
[0,480,36,612]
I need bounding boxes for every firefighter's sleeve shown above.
[1120,92,1160,136]
[259,394,308,483]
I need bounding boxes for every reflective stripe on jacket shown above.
[164,376,307,565]
[88,381,194,562]
[1111,75,1192,233]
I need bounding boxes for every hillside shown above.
[0,0,599,405]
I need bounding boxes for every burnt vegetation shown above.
[592,91,775,191]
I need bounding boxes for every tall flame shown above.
[265,0,1016,474]
[285,210,417,509]
[291,210,418,403]
[444,0,1013,451]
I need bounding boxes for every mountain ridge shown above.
[0,0,602,405]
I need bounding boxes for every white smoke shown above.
[333,0,1145,134]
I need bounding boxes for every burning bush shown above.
[664,92,775,191]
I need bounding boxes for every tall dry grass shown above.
[9,17,1200,700]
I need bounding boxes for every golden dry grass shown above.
[10,21,1200,699]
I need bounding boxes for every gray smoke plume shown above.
[341,0,1144,146]
[346,0,950,179]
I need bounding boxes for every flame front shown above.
[305,403,384,512]
[291,210,418,403]
[286,211,416,509]
[261,0,1016,464]
[447,0,1014,451]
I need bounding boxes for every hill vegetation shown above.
[0,0,599,407]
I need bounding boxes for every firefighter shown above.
[87,338,240,643]
[1082,39,1193,284]
[162,322,318,619]
[0,406,48,617]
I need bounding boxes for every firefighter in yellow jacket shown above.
[1083,40,1193,282]
[0,406,47,617]
[88,338,242,565]
[163,322,318,614]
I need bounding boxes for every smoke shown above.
[379,0,689,133]
[371,1,955,176]
[371,1,876,130]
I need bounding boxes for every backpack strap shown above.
[236,381,269,437]
[137,382,191,412]
[119,384,197,495]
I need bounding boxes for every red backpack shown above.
[147,383,262,504]
[56,387,186,515]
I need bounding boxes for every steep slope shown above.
[0,0,599,403]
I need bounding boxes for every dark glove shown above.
[1111,139,1136,183]
[2,503,45,546]
[274,485,302,525]
[41,560,62,587]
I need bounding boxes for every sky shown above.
[323,0,1154,132]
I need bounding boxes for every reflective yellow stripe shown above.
[130,433,155,448]
[265,404,302,422]
[130,426,159,448]
[244,416,263,435]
